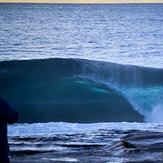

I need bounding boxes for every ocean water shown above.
[0,3,163,136]
[0,3,163,68]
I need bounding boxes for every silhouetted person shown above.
[0,97,18,163]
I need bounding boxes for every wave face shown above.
[0,58,162,123]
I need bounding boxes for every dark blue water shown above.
[1,5,163,163]
[0,3,163,67]
[0,3,163,123]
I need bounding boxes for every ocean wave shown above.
[0,58,162,123]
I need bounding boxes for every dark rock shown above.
[9,130,163,163]
[122,141,136,148]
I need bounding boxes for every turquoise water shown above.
[0,58,162,123]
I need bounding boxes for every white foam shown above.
[147,105,163,123]
[8,122,163,137]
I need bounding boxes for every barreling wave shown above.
[0,58,163,123]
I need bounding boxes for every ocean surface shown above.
[0,3,163,137]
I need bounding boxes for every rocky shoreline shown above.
[9,130,163,163]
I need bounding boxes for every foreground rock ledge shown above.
[9,130,163,163]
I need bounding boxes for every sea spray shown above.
[78,60,163,122]
[147,105,163,123]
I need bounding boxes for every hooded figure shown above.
[0,97,18,163]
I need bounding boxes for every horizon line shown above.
[0,1,162,3]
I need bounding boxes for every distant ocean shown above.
[0,3,163,136]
